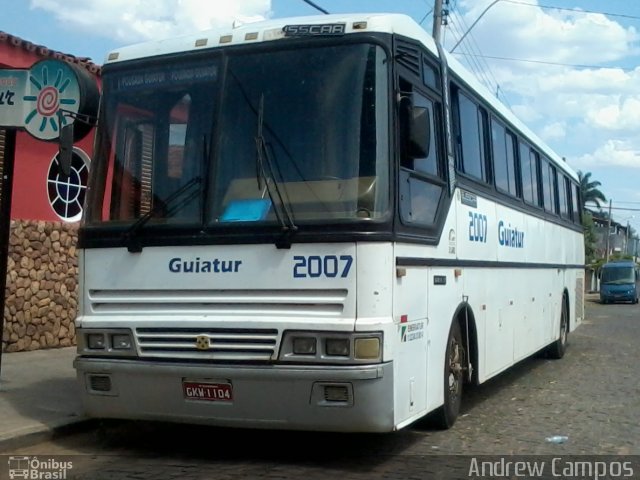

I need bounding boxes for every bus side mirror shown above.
[409,106,431,158]
[58,123,74,177]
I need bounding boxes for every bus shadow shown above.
[51,357,552,464]
[460,353,549,414]
[414,350,551,431]
[52,418,423,469]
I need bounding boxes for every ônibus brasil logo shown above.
[7,456,73,479]
[22,60,80,141]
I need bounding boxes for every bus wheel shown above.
[547,296,569,359]
[434,321,464,429]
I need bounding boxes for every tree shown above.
[577,170,607,211]
[582,210,598,264]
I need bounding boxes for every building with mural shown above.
[1,31,101,352]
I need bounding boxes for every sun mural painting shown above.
[22,59,82,141]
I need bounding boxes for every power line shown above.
[451,52,637,71]
[503,0,640,22]
[450,12,494,91]
[447,16,497,94]
[449,0,639,66]
[418,8,433,26]
[448,17,496,94]
[449,9,514,111]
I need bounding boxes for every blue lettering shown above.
[169,257,181,272]
[293,255,353,278]
[469,212,488,243]
[168,257,242,273]
[221,260,233,273]
[497,220,525,248]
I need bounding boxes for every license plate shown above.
[183,381,233,402]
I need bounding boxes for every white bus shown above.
[74,13,585,432]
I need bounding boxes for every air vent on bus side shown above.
[395,41,421,77]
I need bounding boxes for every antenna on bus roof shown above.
[300,0,330,15]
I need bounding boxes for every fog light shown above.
[293,337,316,355]
[325,338,350,356]
[87,333,106,349]
[324,385,350,402]
[111,334,132,350]
[89,374,112,392]
[354,337,380,360]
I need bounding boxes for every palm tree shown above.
[577,170,607,211]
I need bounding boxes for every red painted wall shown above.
[11,132,94,221]
[0,36,99,222]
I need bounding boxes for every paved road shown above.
[5,298,640,479]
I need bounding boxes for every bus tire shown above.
[547,295,569,359]
[433,321,464,429]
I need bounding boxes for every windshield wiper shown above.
[254,94,297,248]
[123,176,202,253]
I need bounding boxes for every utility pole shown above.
[627,220,630,256]
[433,0,444,43]
[605,199,612,263]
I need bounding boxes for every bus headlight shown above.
[280,331,382,363]
[78,328,137,357]
[87,333,106,350]
[326,338,350,356]
[292,337,316,355]
[354,337,380,360]
[111,333,133,350]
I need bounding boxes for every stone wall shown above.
[2,220,78,352]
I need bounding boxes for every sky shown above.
[3,0,640,232]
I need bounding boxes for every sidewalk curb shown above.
[0,417,98,453]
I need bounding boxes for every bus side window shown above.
[491,118,518,197]
[520,142,540,207]
[454,89,489,183]
[571,182,581,224]
[540,157,555,213]
[558,172,570,219]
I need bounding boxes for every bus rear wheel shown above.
[433,321,464,429]
[547,295,569,359]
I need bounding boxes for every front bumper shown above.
[74,357,395,432]
[601,293,635,303]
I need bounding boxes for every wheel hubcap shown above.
[448,339,462,398]
[560,308,568,345]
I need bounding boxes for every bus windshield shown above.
[601,266,635,285]
[87,43,389,229]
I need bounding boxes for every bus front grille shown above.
[89,289,347,317]
[135,327,279,361]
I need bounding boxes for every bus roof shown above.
[103,12,575,180]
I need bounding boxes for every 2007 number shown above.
[468,212,488,243]
[293,255,353,278]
